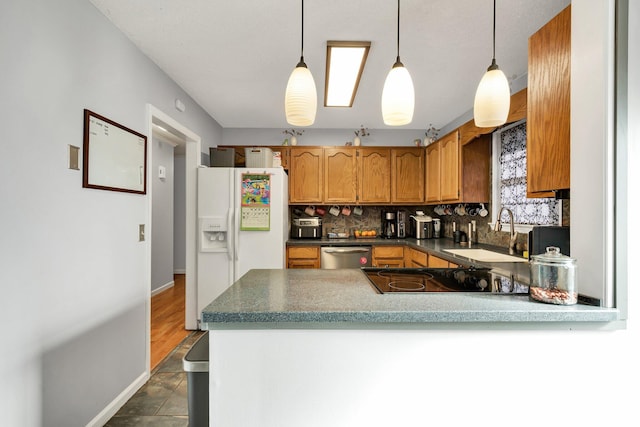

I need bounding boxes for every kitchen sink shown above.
[444,248,528,263]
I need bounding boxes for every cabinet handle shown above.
[323,248,370,254]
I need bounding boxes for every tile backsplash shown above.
[290,201,570,253]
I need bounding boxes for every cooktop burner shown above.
[362,267,529,294]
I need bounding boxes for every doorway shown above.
[146,104,201,373]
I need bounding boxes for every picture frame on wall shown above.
[82,109,147,194]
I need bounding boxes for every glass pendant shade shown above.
[381,63,415,126]
[473,65,510,127]
[285,64,317,126]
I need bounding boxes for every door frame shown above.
[145,104,201,373]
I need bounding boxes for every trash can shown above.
[183,332,209,427]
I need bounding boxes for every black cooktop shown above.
[362,267,529,294]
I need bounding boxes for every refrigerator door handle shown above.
[234,207,240,262]
[227,207,233,262]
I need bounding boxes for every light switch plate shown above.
[139,224,145,242]
[69,145,80,170]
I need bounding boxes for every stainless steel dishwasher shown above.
[320,246,372,269]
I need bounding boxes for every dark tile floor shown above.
[105,331,205,427]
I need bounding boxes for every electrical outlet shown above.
[139,224,145,242]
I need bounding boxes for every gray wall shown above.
[151,138,176,293]
[222,127,428,147]
[0,0,221,425]
[174,154,187,273]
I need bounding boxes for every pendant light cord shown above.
[396,0,400,59]
[393,0,402,67]
[492,0,496,62]
[488,0,498,71]
[297,0,306,67]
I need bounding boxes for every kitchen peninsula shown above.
[201,241,619,426]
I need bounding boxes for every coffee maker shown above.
[396,211,407,238]
[381,210,397,239]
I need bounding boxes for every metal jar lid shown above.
[530,246,576,267]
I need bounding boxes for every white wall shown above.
[0,0,222,425]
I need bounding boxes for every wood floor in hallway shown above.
[151,274,190,369]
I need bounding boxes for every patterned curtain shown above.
[499,122,560,225]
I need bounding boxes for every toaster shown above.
[291,217,322,239]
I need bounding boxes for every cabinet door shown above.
[286,246,320,269]
[289,148,323,203]
[425,143,441,203]
[372,246,405,268]
[324,148,357,203]
[428,254,450,268]
[358,148,391,204]
[391,148,425,203]
[440,131,460,202]
[408,248,428,268]
[527,5,571,195]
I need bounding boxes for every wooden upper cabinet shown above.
[358,148,391,204]
[425,129,489,204]
[527,5,571,196]
[324,148,357,203]
[391,148,425,203]
[460,134,491,203]
[267,146,289,170]
[289,147,323,203]
[457,88,528,145]
[426,130,460,203]
[425,142,441,203]
[439,130,460,202]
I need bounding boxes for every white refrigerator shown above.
[196,167,288,325]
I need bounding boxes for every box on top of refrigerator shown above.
[244,147,273,168]
[209,147,235,167]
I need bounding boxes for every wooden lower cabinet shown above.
[287,246,320,269]
[405,247,428,268]
[372,246,405,268]
[428,254,458,268]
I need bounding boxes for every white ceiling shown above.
[89,0,570,131]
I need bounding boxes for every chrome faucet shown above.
[494,207,518,254]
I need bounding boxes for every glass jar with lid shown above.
[529,246,578,305]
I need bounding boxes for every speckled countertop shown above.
[201,267,619,330]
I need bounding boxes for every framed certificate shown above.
[82,109,147,194]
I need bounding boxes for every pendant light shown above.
[285,0,317,126]
[473,0,510,127]
[381,0,414,126]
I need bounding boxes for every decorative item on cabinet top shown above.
[424,123,440,146]
[353,125,370,146]
[283,128,304,146]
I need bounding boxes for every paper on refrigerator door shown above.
[240,173,271,230]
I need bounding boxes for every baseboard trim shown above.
[86,371,149,427]
[174,269,186,274]
[151,280,175,297]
